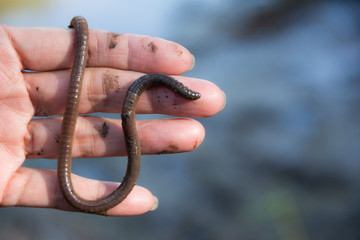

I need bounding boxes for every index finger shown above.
[4,25,194,74]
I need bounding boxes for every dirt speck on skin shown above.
[193,140,198,150]
[148,42,158,53]
[33,85,51,116]
[99,122,110,138]
[169,144,179,151]
[109,33,120,49]
[55,134,60,144]
[102,73,121,94]
[172,96,179,106]
[171,42,184,56]
[36,149,44,156]
[158,144,179,154]
[101,72,121,108]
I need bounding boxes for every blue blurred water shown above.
[1,0,360,239]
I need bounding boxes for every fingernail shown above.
[151,196,159,211]
[188,54,195,71]
[221,91,226,111]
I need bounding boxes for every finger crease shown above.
[2,170,27,206]
[2,26,24,70]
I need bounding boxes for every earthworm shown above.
[57,16,200,214]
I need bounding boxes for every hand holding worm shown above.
[0,17,225,216]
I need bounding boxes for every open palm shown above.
[0,24,224,216]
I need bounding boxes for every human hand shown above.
[0,23,225,216]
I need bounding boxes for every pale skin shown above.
[0,24,225,216]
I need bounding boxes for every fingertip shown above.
[187,118,205,150]
[179,77,226,117]
[106,185,156,216]
[188,54,195,71]
[150,196,159,211]
[127,35,194,75]
[220,91,226,112]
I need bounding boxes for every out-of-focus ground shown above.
[0,0,359,239]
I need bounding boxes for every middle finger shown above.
[25,68,221,117]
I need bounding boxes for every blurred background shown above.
[1,0,360,239]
